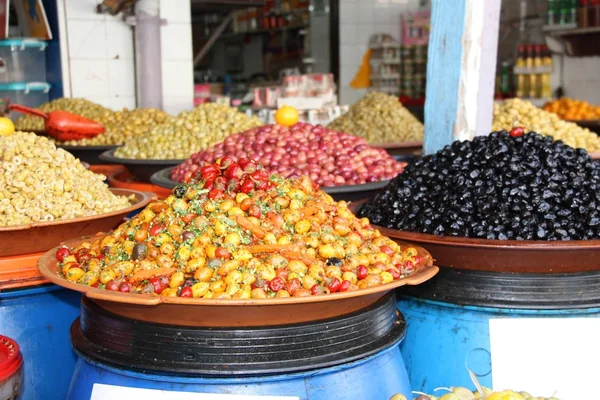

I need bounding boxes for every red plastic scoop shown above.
[10,104,105,142]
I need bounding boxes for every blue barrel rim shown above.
[72,342,404,385]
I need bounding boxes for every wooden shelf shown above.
[544,25,600,56]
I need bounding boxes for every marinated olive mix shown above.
[328,92,424,144]
[58,158,421,298]
[172,123,405,187]
[360,130,600,241]
[114,103,263,160]
[0,132,132,226]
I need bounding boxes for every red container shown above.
[0,335,23,400]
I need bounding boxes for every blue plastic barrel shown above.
[0,285,81,400]
[67,293,412,400]
[397,268,600,393]
[68,345,410,400]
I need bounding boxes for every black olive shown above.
[173,185,186,198]
[326,257,342,267]
[358,131,600,241]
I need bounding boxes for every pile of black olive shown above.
[359,130,600,240]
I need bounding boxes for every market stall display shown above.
[543,97,600,121]
[492,98,600,152]
[171,123,405,187]
[328,92,424,145]
[48,158,431,299]
[113,103,263,160]
[357,129,600,271]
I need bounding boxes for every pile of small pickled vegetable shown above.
[171,123,405,187]
[57,157,423,298]
[390,387,559,400]
[360,128,600,240]
[328,92,424,144]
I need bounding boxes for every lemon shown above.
[485,390,525,400]
[0,117,15,136]
[274,105,299,127]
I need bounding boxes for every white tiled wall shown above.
[63,0,136,109]
[551,56,600,105]
[60,0,194,113]
[160,0,194,115]
[339,0,421,104]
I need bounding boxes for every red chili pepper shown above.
[149,223,165,236]
[218,156,236,169]
[268,277,285,292]
[226,178,240,194]
[326,277,341,293]
[56,247,71,262]
[256,181,268,191]
[150,277,164,294]
[203,179,215,191]
[379,245,395,257]
[310,284,326,296]
[208,189,224,200]
[509,126,525,137]
[403,259,415,271]
[214,176,227,191]
[242,159,258,174]
[247,204,262,218]
[106,280,120,292]
[224,165,242,180]
[179,286,193,297]
[357,265,368,280]
[251,169,269,182]
[200,164,219,178]
[240,178,255,194]
[339,280,351,292]
[119,282,132,293]
[387,269,401,280]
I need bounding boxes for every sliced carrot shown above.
[236,216,267,239]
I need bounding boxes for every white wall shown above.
[61,0,136,109]
[339,0,421,105]
[59,0,194,113]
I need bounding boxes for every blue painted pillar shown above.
[423,0,501,155]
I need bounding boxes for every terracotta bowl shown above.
[0,189,155,258]
[38,236,438,327]
[349,199,600,273]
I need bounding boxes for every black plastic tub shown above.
[99,149,184,183]
[151,166,391,202]
[58,145,119,165]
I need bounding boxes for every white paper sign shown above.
[489,318,600,400]
[91,384,300,400]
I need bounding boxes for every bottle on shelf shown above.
[515,44,527,98]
